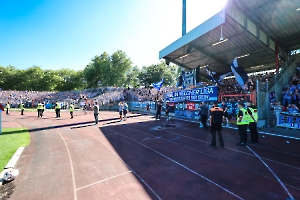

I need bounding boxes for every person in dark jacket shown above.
[200,102,209,130]
[208,102,224,149]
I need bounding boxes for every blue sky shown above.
[0,0,226,71]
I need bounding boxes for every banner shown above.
[186,102,195,110]
[277,112,300,129]
[165,86,218,102]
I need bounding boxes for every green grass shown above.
[0,128,30,170]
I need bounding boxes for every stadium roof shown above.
[159,0,300,74]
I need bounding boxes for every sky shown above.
[0,0,227,71]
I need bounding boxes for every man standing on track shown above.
[200,102,209,130]
[123,101,128,121]
[55,101,61,118]
[5,102,10,115]
[70,103,74,119]
[93,102,100,124]
[165,103,170,121]
[246,101,259,143]
[40,102,45,118]
[20,102,25,115]
[155,101,162,120]
[37,102,42,117]
[221,101,229,127]
[118,101,123,122]
[209,102,224,149]
[236,102,250,146]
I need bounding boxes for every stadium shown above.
[1,0,300,199]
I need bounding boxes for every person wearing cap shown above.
[246,101,259,143]
[236,102,249,146]
[208,102,224,149]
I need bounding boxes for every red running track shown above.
[2,110,300,200]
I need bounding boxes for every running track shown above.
[2,110,300,200]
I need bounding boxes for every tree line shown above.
[0,50,180,91]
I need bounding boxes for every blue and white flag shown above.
[176,70,186,88]
[152,79,164,90]
[206,68,217,83]
[231,58,248,89]
[217,71,233,83]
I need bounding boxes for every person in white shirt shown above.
[123,101,128,121]
[118,101,123,121]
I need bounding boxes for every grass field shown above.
[0,128,30,170]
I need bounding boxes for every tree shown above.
[125,65,140,87]
[83,51,133,88]
[138,62,179,87]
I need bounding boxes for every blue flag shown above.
[152,79,164,90]
[206,68,217,82]
[231,58,249,89]
[176,71,186,88]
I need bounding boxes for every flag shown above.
[176,70,186,88]
[176,75,183,87]
[217,71,233,82]
[206,68,217,82]
[152,79,164,90]
[231,58,249,89]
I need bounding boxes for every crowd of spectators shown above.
[0,70,277,109]
[281,74,300,110]
[0,87,126,108]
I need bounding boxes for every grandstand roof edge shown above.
[159,9,226,60]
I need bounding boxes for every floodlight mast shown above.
[182,0,186,36]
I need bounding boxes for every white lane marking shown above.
[247,146,295,200]
[76,171,132,191]
[124,123,300,170]
[105,128,243,200]
[56,129,77,200]
[81,129,161,200]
